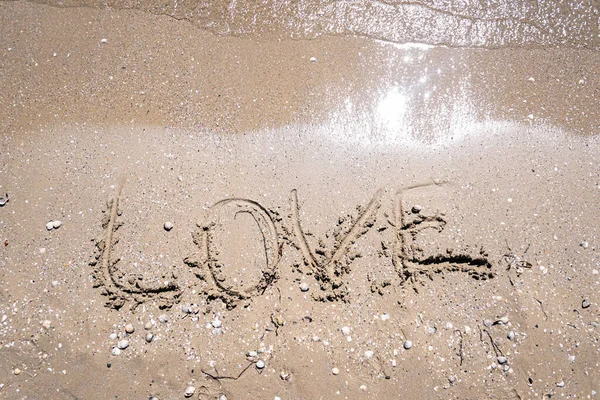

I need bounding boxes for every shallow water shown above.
[19,0,600,48]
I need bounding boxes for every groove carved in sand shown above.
[90,187,182,310]
[290,189,383,299]
[184,198,281,309]
[392,182,493,287]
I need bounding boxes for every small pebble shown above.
[411,205,422,213]
[117,339,129,350]
[100,38,108,44]
[299,282,309,292]
[212,319,222,328]
[212,328,223,335]
[483,319,492,327]
[41,320,52,329]
[381,313,390,321]
[109,333,117,340]
[111,348,121,356]
[219,395,227,400]
[13,368,21,375]
[403,340,413,350]
[125,324,135,334]
[184,386,196,397]
[557,381,565,388]
[309,56,317,63]
[52,220,62,229]
[360,385,367,391]
[164,222,173,231]
[581,241,589,248]
[497,356,508,364]
[51,280,59,287]
[158,314,168,323]
[364,350,374,359]
[427,326,436,334]
[144,321,153,330]
[341,326,351,336]
[448,375,456,383]
[273,397,281,400]
[256,360,265,369]
[507,331,515,340]
[146,333,154,343]
[46,222,54,230]
[247,351,258,358]
[332,367,340,375]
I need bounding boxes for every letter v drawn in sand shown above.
[290,188,383,300]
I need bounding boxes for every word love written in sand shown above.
[91,184,492,309]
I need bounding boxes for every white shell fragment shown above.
[184,386,196,397]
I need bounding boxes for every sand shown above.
[1,1,599,399]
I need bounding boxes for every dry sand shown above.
[1,1,599,399]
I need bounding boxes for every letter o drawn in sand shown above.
[186,198,281,308]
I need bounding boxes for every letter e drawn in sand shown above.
[392,182,493,289]
[290,189,383,300]
[184,198,281,309]
[90,185,182,310]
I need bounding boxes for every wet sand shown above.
[1,1,599,399]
